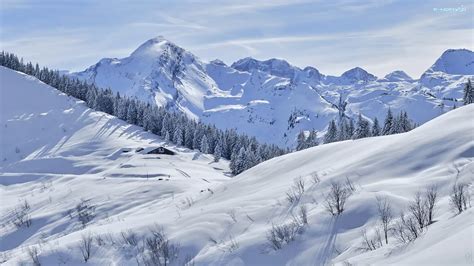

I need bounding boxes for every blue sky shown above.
[1,0,472,77]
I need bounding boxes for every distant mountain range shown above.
[72,36,474,147]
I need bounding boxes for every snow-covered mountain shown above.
[72,37,474,147]
[2,66,473,265]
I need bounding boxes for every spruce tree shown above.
[230,147,247,175]
[200,135,209,153]
[308,130,319,147]
[324,120,338,144]
[173,126,184,146]
[463,79,473,105]
[213,141,222,162]
[347,119,355,139]
[354,113,370,139]
[372,117,381,136]
[382,108,393,135]
[296,131,306,151]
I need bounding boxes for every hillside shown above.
[71,36,474,148]
[1,67,473,265]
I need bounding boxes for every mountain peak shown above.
[231,57,299,79]
[341,67,376,82]
[130,35,181,57]
[383,70,413,82]
[426,48,474,75]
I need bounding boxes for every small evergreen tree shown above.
[213,141,222,162]
[324,120,338,144]
[463,79,473,105]
[354,113,371,139]
[296,131,307,151]
[200,135,209,153]
[382,108,393,135]
[372,117,381,136]
[308,130,319,147]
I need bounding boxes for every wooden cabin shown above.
[146,146,175,155]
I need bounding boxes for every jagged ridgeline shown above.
[69,37,473,150]
[0,51,286,175]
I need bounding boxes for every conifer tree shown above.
[372,117,381,136]
[308,130,319,147]
[463,79,473,105]
[382,108,393,135]
[324,120,338,144]
[354,113,371,139]
[296,131,307,151]
[200,135,209,153]
[213,141,222,162]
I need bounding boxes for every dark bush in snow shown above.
[324,181,351,216]
[27,246,41,266]
[121,229,139,246]
[12,200,32,228]
[142,226,180,266]
[266,221,303,250]
[286,177,306,204]
[79,232,94,262]
[376,196,393,244]
[450,183,470,214]
[75,199,96,228]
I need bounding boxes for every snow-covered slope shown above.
[0,66,230,263]
[71,37,473,148]
[2,67,473,265]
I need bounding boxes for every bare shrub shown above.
[227,235,239,253]
[143,226,180,266]
[324,181,350,216]
[294,177,305,194]
[266,221,302,250]
[121,229,139,246]
[310,172,320,185]
[95,235,105,246]
[183,197,194,208]
[76,199,96,228]
[27,246,41,266]
[425,185,438,225]
[450,183,470,214]
[286,189,300,204]
[360,228,379,251]
[376,196,393,244]
[299,205,308,225]
[22,199,31,211]
[393,211,421,243]
[227,209,237,223]
[408,192,427,229]
[103,232,118,246]
[79,232,94,262]
[345,177,356,193]
[12,200,32,228]
[286,178,306,204]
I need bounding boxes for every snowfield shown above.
[1,66,474,265]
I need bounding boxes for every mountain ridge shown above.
[71,36,474,148]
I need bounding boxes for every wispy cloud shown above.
[1,0,472,77]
